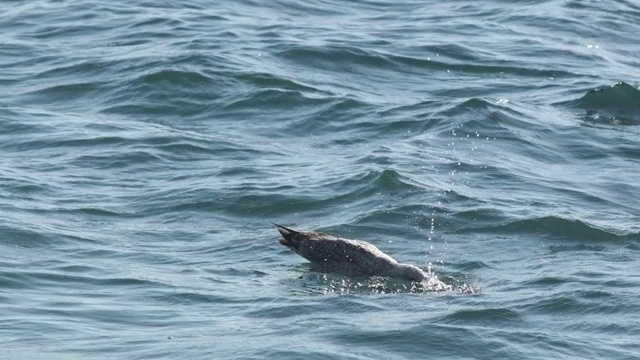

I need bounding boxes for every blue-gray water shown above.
[1,1,639,359]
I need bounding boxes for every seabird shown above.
[275,224,432,283]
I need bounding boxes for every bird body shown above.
[275,224,427,282]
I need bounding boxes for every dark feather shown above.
[272,223,298,234]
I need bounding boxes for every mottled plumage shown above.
[275,224,427,282]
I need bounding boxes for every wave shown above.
[560,82,640,126]
[520,289,632,317]
[222,88,327,111]
[461,215,638,241]
[276,44,576,79]
[577,82,640,112]
[213,168,425,219]
[438,308,522,325]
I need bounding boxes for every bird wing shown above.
[296,233,398,271]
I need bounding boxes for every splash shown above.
[420,262,452,292]
[295,264,480,295]
[320,275,451,295]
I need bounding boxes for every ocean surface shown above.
[1,0,639,359]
